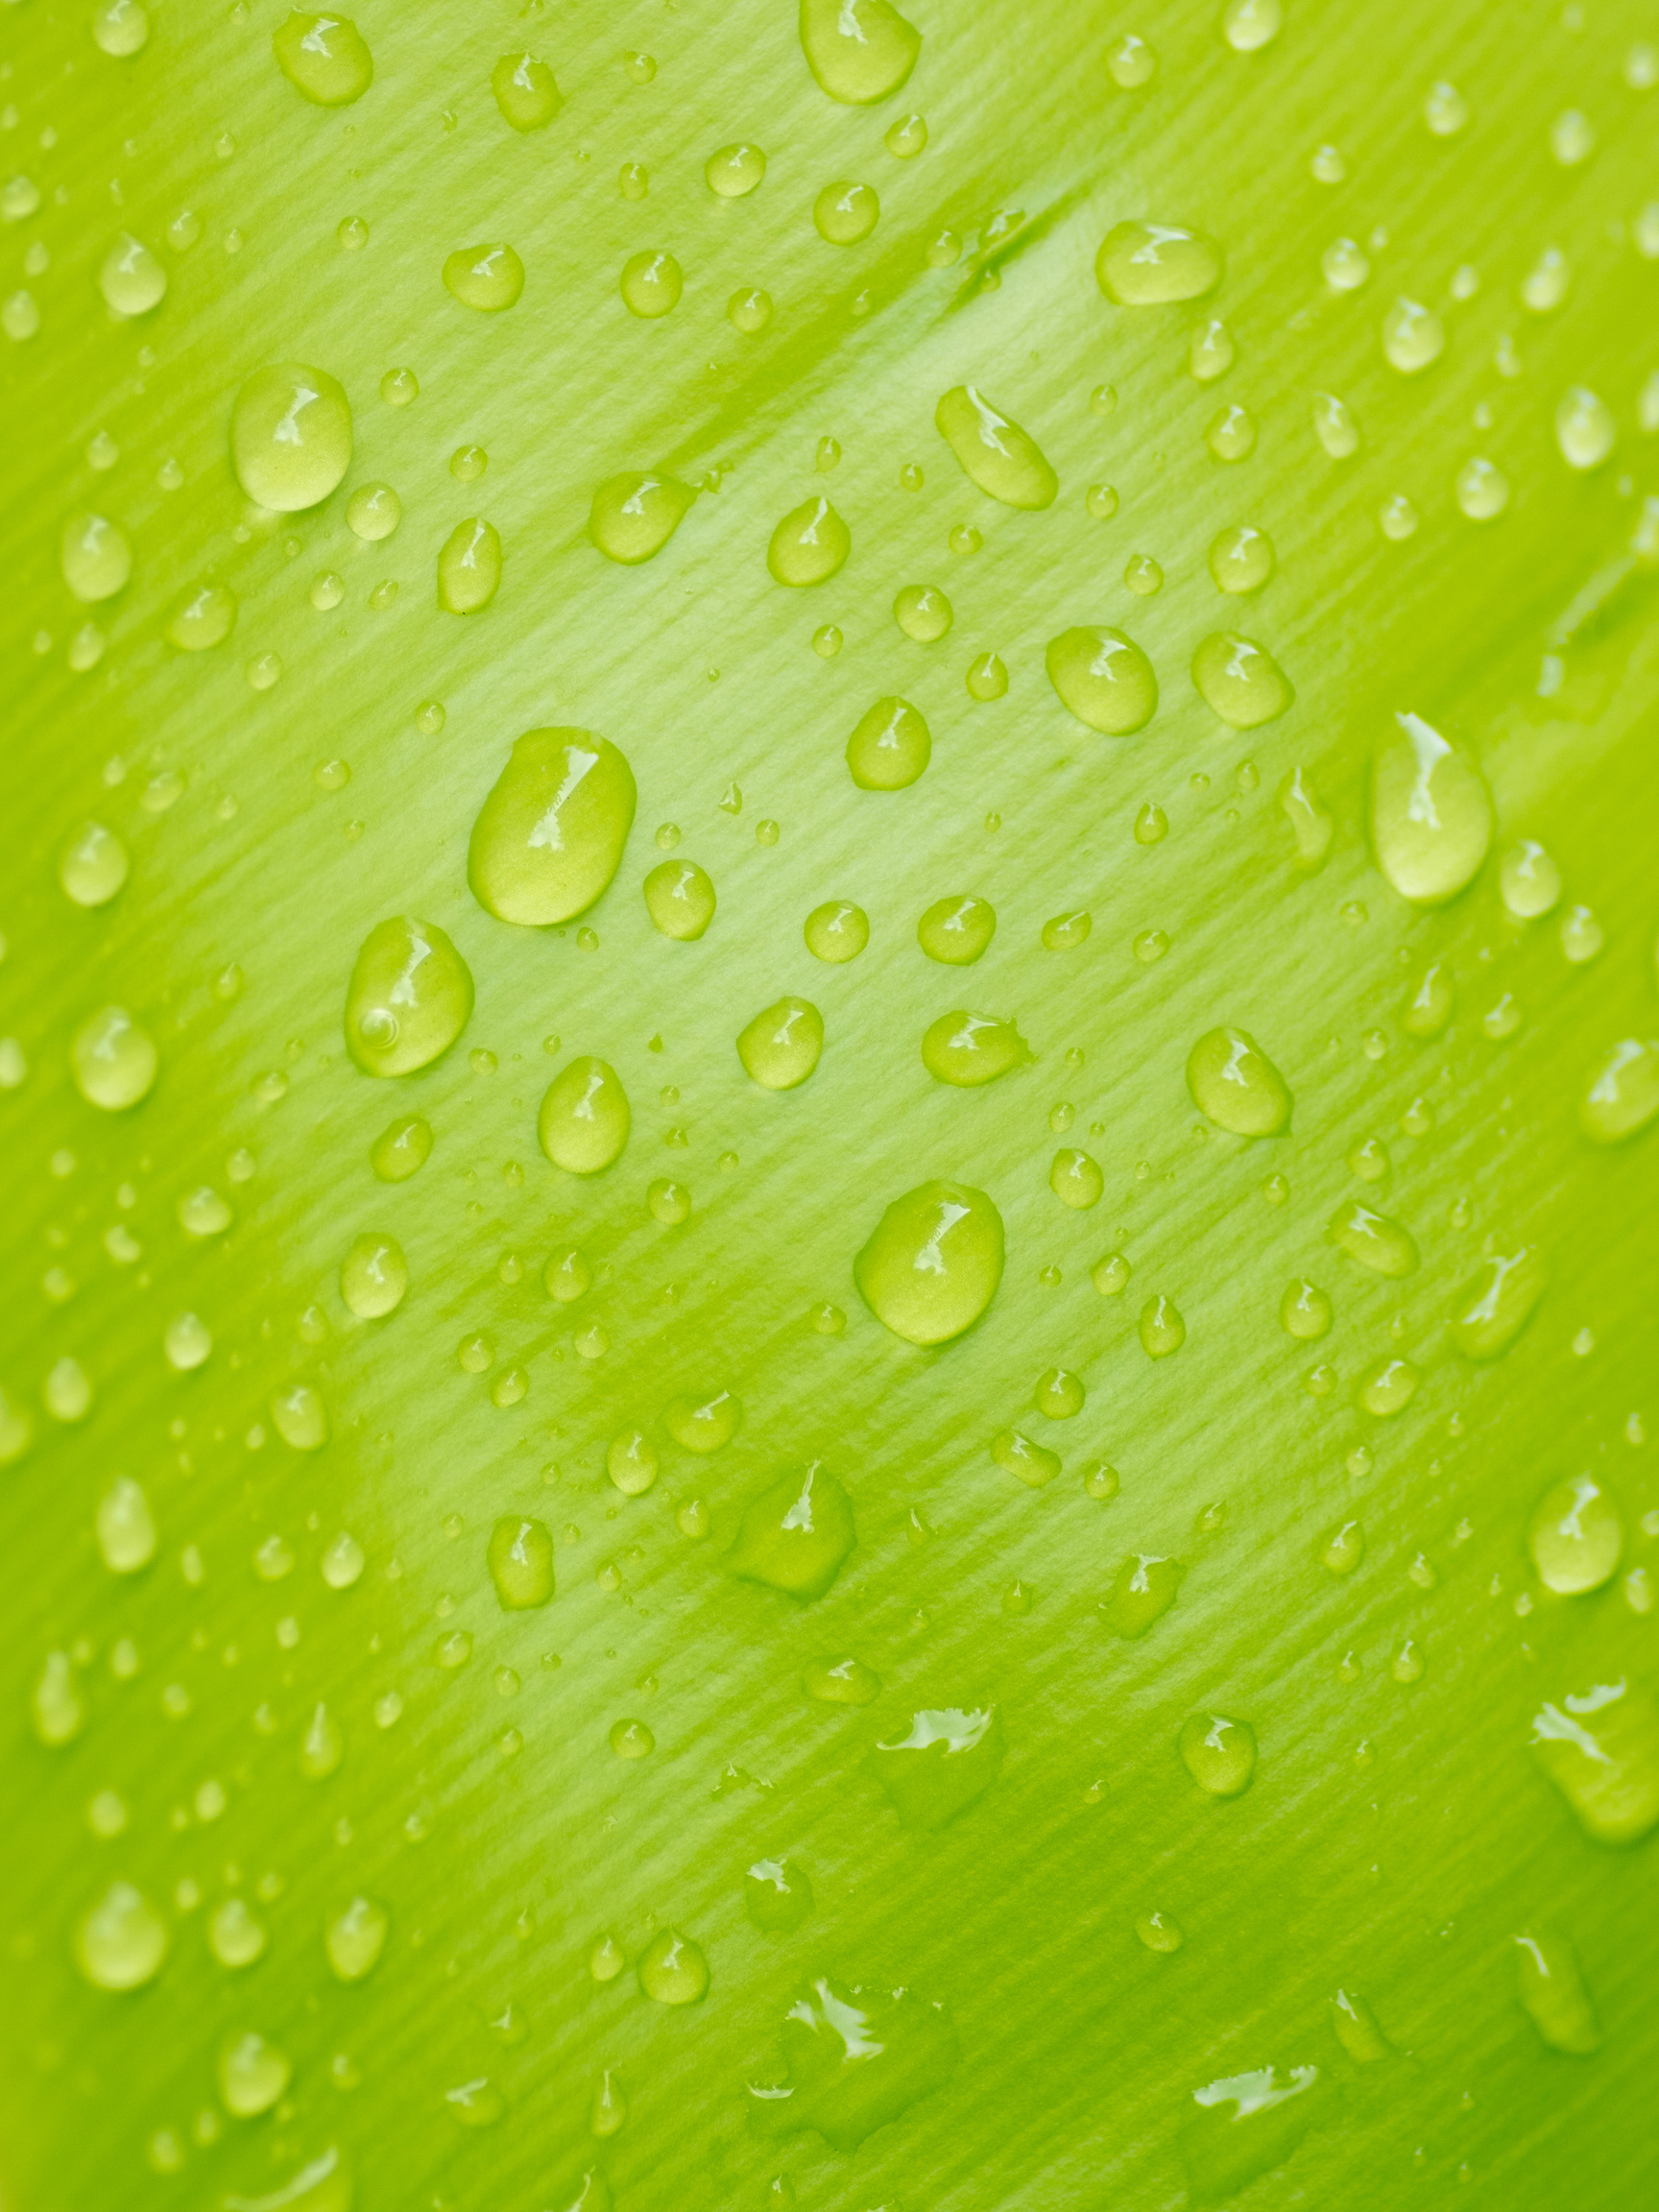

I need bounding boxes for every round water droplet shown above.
[271,1382,328,1451]
[918,896,994,964]
[1280,1280,1333,1339]
[894,583,952,641]
[371,1115,431,1182]
[1187,1026,1291,1135]
[921,1011,1029,1088]
[855,1181,1004,1344]
[813,180,879,245]
[60,512,132,603]
[663,1388,742,1453]
[539,1058,630,1172]
[1178,1712,1255,1794]
[768,496,850,587]
[93,0,149,56]
[1095,221,1222,304]
[1328,1201,1419,1277]
[1500,841,1560,919]
[325,1895,388,1981]
[1311,392,1360,458]
[1138,1295,1186,1358]
[619,250,682,316]
[1209,525,1273,593]
[443,244,525,312]
[1050,1148,1104,1210]
[607,1429,659,1495]
[71,1004,156,1110]
[638,1929,709,2005]
[588,472,696,565]
[1424,79,1469,134]
[934,386,1058,509]
[468,729,636,926]
[805,900,868,962]
[1191,633,1293,729]
[1529,1473,1623,1595]
[729,286,773,332]
[1554,385,1615,471]
[1046,626,1157,734]
[737,998,824,1090]
[96,1476,156,1573]
[643,859,715,940]
[230,363,352,512]
[344,918,472,1076]
[436,517,502,613]
[1380,297,1444,375]
[544,1247,592,1303]
[1221,0,1281,51]
[707,142,765,197]
[1357,1357,1419,1417]
[966,652,1008,701]
[1369,710,1492,903]
[1205,403,1257,461]
[1106,33,1158,87]
[165,584,237,650]
[799,0,921,105]
[1580,1038,1659,1142]
[219,2030,292,2119]
[59,821,129,908]
[99,231,165,315]
[493,51,563,132]
[76,1881,167,1989]
[846,695,930,790]
[273,10,373,105]
[1320,236,1369,292]
[340,1233,407,1319]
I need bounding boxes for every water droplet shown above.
[1123,553,1162,595]
[1320,236,1369,292]
[1357,1356,1420,1417]
[59,821,129,908]
[1178,1712,1255,1795]
[1378,493,1419,541]
[920,1011,1029,1088]
[1381,296,1444,375]
[1186,1025,1291,1135]
[1554,385,1615,471]
[803,900,868,963]
[729,286,773,332]
[914,896,993,967]
[165,583,237,651]
[1499,839,1561,919]
[845,695,930,789]
[609,1717,654,1759]
[92,1,150,57]
[991,1429,1062,1487]
[965,652,1008,700]
[320,1531,364,1590]
[1208,523,1274,593]
[1281,1280,1333,1339]
[1138,1294,1186,1358]
[1100,1552,1184,1637]
[99,230,166,315]
[339,1233,407,1319]
[1050,1149,1104,1210]
[273,10,373,105]
[615,249,680,317]
[1205,402,1258,461]
[1581,1039,1659,1142]
[638,1928,709,2005]
[1448,1246,1546,1362]
[1549,107,1595,167]
[491,48,562,132]
[1402,959,1454,1036]
[768,496,850,587]
[1520,244,1571,313]
[893,583,952,642]
[1221,0,1280,49]
[799,0,920,103]
[370,1115,431,1183]
[855,1181,1003,1344]
[1455,455,1510,520]
[1529,1473,1623,1595]
[934,386,1057,509]
[1330,1989,1390,2062]
[1046,626,1157,734]
[875,1706,1004,1828]
[435,517,502,613]
[1311,391,1360,458]
[1369,711,1492,903]
[1273,766,1332,872]
[60,512,132,603]
[468,729,636,925]
[1096,221,1221,304]
[70,1003,156,1110]
[96,1476,156,1573]
[607,1429,660,1495]
[885,110,928,156]
[207,1895,267,1968]
[1106,33,1158,87]
[539,1058,630,1172]
[1086,483,1120,520]
[219,2029,292,2118]
[1328,1201,1419,1277]
[643,859,715,941]
[325,1894,388,1981]
[587,470,697,565]
[270,1382,328,1451]
[735,998,824,1091]
[1424,79,1469,134]
[746,1859,814,1934]
[1322,1521,1364,1575]
[1515,1931,1599,2054]
[76,1880,167,1989]
[1559,904,1603,964]
[344,917,472,1076]
[231,363,352,511]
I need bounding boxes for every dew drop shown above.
[493,52,563,132]
[854,1181,1004,1344]
[76,1881,167,1989]
[538,1058,630,1172]
[273,10,373,105]
[1095,221,1222,304]
[71,1003,157,1110]
[344,918,473,1076]
[737,998,824,1090]
[934,386,1058,509]
[846,695,930,789]
[468,729,636,925]
[231,363,352,511]
[1178,1712,1255,1794]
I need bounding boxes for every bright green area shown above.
[4,3,1659,2209]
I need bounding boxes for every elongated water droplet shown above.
[1322,1521,1364,1574]
[1138,1294,1186,1357]
[1310,391,1360,457]
[804,1656,881,1706]
[1278,766,1332,870]
[493,51,562,132]
[1499,840,1560,920]
[97,1476,156,1573]
[1187,1025,1291,1134]
[344,917,473,1076]
[1402,958,1454,1035]
[231,364,351,511]
[921,1011,1029,1087]
[1100,1553,1183,1637]
[340,1233,407,1318]
[1515,1931,1599,2054]
[488,1517,554,1608]
[1331,1989,1391,2062]
[1449,1246,1546,1358]
[1046,625,1157,733]
[1095,221,1221,304]
[588,472,696,565]
[737,998,824,1090]
[1328,1201,1418,1277]
[846,695,930,788]
[437,517,502,613]
[1190,633,1293,729]
[443,243,525,312]
[767,496,850,586]
[1529,1473,1623,1595]
[798,0,921,104]
[934,386,1057,509]
[468,730,636,926]
[1178,1712,1255,1795]
[1554,385,1615,470]
[325,1895,388,1981]
[538,1058,630,1173]
[1580,1038,1659,1142]
[371,1115,431,1182]
[274,11,373,105]
[1369,710,1492,903]
[1531,1678,1659,1844]
[855,1180,1004,1344]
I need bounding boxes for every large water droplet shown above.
[488,1517,555,1607]
[443,244,525,312]
[1380,297,1444,374]
[854,1180,1004,1344]
[340,1233,408,1318]
[918,895,995,964]
[1186,1026,1291,1135]
[1100,1553,1184,1638]
[1209,524,1274,593]
[220,2030,293,2118]
[737,998,824,1090]
[1328,1200,1418,1277]
[1095,221,1222,304]
[798,0,921,104]
[325,1895,388,1981]
[1529,1473,1623,1595]
[493,51,563,132]
[1580,1038,1659,1142]
[1449,1246,1546,1358]
[875,1706,1004,1828]
[638,1929,709,2005]
[538,1058,630,1173]
[60,512,132,602]
[1181,2064,1323,2203]
[921,1011,1029,1087]
[846,695,930,788]
[1280,1280,1333,1339]
[728,1464,855,1599]
[1045,626,1157,733]
[768,496,850,586]
[59,821,129,907]
[71,1003,156,1110]
[468,730,636,926]
[1190,632,1293,728]
[1515,1931,1599,2054]
[1369,710,1492,903]
[1554,385,1616,471]
[934,386,1057,509]
[437,517,502,613]
[1178,1711,1255,1795]
[619,249,683,315]
[75,1880,167,1989]
[813,181,879,244]
[231,364,352,512]
[804,900,868,962]
[273,11,373,105]
[588,472,696,564]
[1531,1678,1659,1844]
[344,918,473,1076]
[99,231,166,315]
[1221,0,1281,51]
[96,1476,156,1573]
